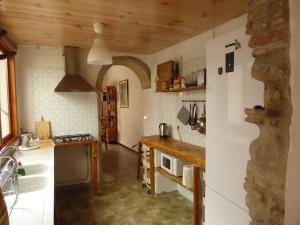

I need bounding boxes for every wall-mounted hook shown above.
[225,39,241,50]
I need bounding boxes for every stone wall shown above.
[244,0,292,225]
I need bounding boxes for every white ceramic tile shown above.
[25,65,98,138]
[158,56,207,147]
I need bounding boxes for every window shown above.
[0,41,17,147]
[0,56,10,139]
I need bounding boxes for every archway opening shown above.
[96,56,151,181]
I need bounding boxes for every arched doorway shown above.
[95,56,151,181]
[96,56,151,90]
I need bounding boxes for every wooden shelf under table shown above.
[156,85,206,93]
[140,136,204,225]
[156,167,193,192]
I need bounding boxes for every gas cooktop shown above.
[53,133,94,143]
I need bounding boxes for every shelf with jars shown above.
[155,58,206,93]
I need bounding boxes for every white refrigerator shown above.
[205,27,264,225]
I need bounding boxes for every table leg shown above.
[150,148,155,195]
[137,142,142,179]
[91,142,98,192]
[193,166,202,225]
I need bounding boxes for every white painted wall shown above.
[15,46,148,139]
[14,15,247,187]
[144,15,247,147]
[16,45,98,138]
[15,45,149,184]
[15,45,99,185]
[285,0,300,224]
[102,65,144,149]
[14,11,300,221]
[142,15,247,204]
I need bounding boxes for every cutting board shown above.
[35,118,51,140]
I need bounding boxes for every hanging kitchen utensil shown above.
[177,105,190,125]
[193,103,198,124]
[190,104,197,130]
[189,104,194,125]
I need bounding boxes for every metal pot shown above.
[159,123,169,137]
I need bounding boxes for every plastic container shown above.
[182,165,193,189]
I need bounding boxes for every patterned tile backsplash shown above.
[25,64,204,146]
[159,91,206,147]
[157,56,206,147]
[17,46,206,146]
[26,65,98,138]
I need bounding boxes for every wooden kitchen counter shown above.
[54,140,98,192]
[139,135,205,225]
[139,135,205,169]
[54,139,97,147]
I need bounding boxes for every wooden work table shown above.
[139,135,206,225]
[54,140,98,192]
[140,135,205,169]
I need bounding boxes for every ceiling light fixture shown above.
[87,23,112,65]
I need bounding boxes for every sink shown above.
[17,163,49,193]
[20,163,48,176]
[18,176,48,193]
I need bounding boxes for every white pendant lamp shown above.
[87,23,112,65]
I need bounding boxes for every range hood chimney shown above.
[55,46,95,92]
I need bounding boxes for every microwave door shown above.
[161,153,173,174]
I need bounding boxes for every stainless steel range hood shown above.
[55,46,95,92]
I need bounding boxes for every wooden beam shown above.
[150,147,155,195]
[137,142,142,179]
[193,166,202,225]
[0,51,16,60]
[55,140,96,147]
[7,56,18,137]
[0,36,17,52]
[91,142,98,192]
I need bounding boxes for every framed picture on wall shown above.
[119,79,129,108]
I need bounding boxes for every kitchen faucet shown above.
[0,146,21,157]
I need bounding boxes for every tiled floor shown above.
[55,144,193,225]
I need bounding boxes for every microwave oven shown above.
[161,153,188,176]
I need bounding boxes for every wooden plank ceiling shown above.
[0,0,247,54]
